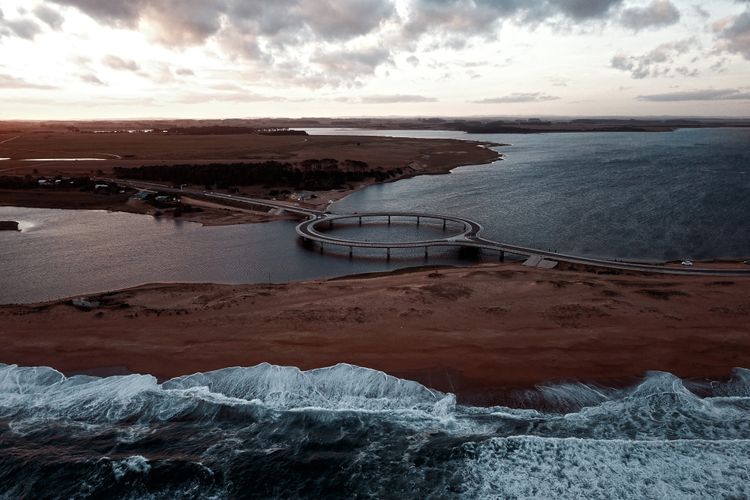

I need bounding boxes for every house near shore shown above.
[289,191,315,201]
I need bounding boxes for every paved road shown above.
[112,179,320,218]
[115,179,750,277]
[297,212,750,277]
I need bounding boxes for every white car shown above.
[681,260,693,266]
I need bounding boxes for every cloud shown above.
[692,5,710,20]
[80,73,106,86]
[358,94,437,103]
[175,68,195,76]
[401,0,625,46]
[49,0,399,86]
[102,55,139,71]
[619,0,680,30]
[637,88,750,101]
[0,74,55,89]
[713,10,750,60]
[50,0,397,46]
[174,90,282,104]
[474,92,560,103]
[310,46,392,84]
[0,8,42,39]
[33,5,65,29]
[611,38,698,78]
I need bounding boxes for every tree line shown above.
[113,161,404,191]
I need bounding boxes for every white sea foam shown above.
[111,455,151,480]
[457,436,750,499]
[1,363,749,441]
[2,363,750,496]
[163,363,450,413]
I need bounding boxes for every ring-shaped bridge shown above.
[295,212,483,250]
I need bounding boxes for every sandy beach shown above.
[2,262,748,404]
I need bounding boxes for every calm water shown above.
[322,127,750,261]
[0,208,467,304]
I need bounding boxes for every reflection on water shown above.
[2,128,749,303]
[0,207,475,304]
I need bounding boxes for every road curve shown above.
[113,179,750,277]
[297,212,750,277]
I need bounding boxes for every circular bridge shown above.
[296,212,483,255]
[296,211,750,276]
[296,212,487,260]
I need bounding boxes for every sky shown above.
[1,0,749,119]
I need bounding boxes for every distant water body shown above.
[317,127,750,261]
[1,127,748,304]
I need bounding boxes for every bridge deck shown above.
[115,180,750,277]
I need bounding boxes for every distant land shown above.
[2,116,750,135]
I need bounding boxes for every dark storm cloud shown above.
[714,10,750,60]
[619,0,680,30]
[638,88,750,101]
[474,92,560,103]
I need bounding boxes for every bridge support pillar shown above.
[386,248,390,261]
[499,251,505,262]
[388,215,391,225]
[319,244,324,254]
[349,246,353,259]
[424,247,428,260]
[359,216,362,226]
[443,219,446,231]
[416,216,420,227]
[329,220,333,229]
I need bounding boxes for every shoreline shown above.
[2,262,749,405]
[0,134,504,225]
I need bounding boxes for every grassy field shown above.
[0,131,500,177]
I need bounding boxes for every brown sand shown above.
[1,263,748,402]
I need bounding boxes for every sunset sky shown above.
[1,0,749,119]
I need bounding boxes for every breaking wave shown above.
[1,363,750,498]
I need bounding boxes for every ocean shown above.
[2,363,750,498]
